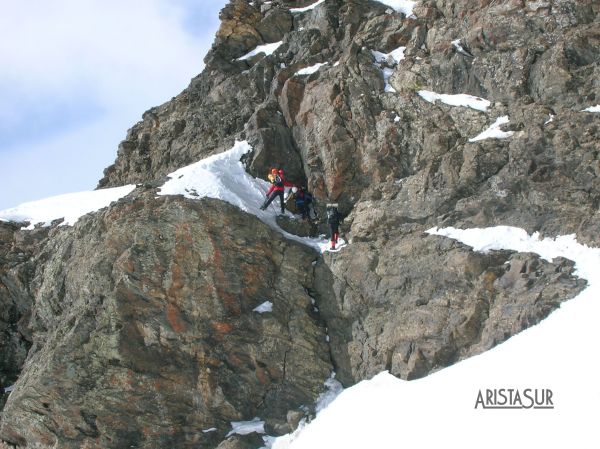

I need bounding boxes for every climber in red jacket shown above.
[260,169,294,214]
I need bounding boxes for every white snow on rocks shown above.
[469,116,514,142]
[377,0,417,17]
[290,0,325,13]
[237,41,282,61]
[581,105,600,113]
[418,90,491,111]
[371,47,406,66]
[294,62,328,76]
[451,39,473,57]
[266,225,600,449]
[4,385,15,393]
[315,374,344,413]
[253,301,273,313]
[227,418,265,437]
[0,185,136,230]
[158,141,339,253]
[371,46,406,93]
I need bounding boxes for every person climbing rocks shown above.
[326,203,342,250]
[260,169,294,214]
[293,186,314,220]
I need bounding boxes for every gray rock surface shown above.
[2,0,599,447]
[314,234,585,382]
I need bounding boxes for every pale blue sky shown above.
[0,0,228,209]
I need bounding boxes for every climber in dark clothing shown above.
[260,169,294,214]
[326,203,341,250]
[294,186,314,220]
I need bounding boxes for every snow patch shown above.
[227,418,265,437]
[202,428,217,433]
[295,62,328,76]
[267,225,600,448]
[290,0,325,13]
[581,105,600,113]
[468,116,514,142]
[418,90,490,111]
[371,47,405,93]
[0,185,136,230]
[253,301,273,313]
[4,385,15,393]
[377,0,417,17]
[544,114,555,125]
[237,41,282,61]
[451,39,473,57]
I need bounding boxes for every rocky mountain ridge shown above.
[1,0,598,447]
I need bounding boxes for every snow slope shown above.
[267,226,599,448]
[0,185,136,229]
[158,140,343,253]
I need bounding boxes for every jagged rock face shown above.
[98,0,298,189]
[0,223,47,410]
[99,0,600,235]
[0,194,331,448]
[2,0,599,447]
[315,234,585,382]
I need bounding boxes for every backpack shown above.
[327,208,338,224]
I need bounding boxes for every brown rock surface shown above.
[2,0,599,447]
[0,194,331,448]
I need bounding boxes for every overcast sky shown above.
[0,0,228,210]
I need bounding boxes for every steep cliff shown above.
[1,0,598,447]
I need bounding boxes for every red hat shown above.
[278,169,284,175]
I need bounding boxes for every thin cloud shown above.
[0,0,228,209]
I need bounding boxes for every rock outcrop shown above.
[1,193,331,448]
[1,0,598,447]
